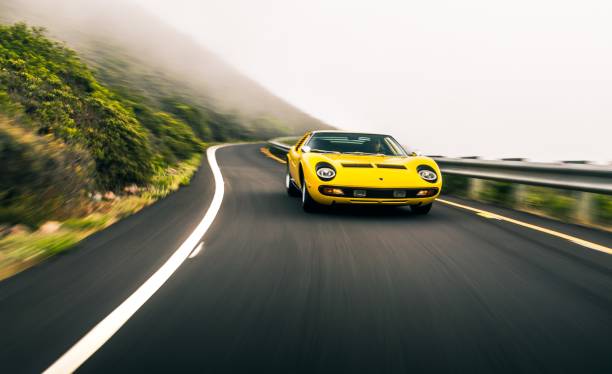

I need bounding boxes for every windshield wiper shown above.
[342,151,386,156]
[310,148,341,154]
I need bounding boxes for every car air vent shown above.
[376,164,406,169]
[341,163,373,168]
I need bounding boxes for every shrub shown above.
[0,23,155,189]
[161,99,212,141]
[131,103,203,164]
[0,118,93,227]
[441,174,469,197]
[592,195,612,226]
[479,181,515,205]
[523,186,575,220]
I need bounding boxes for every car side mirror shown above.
[301,145,311,153]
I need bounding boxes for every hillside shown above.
[0,0,332,136]
[0,0,332,280]
[0,24,203,189]
[0,23,208,277]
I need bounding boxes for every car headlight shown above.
[315,163,336,181]
[417,165,438,182]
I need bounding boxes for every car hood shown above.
[302,153,442,188]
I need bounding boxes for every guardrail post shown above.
[575,192,594,225]
[468,178,485,201]
[513,184,527,209]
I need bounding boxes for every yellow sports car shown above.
[285,131,442,213]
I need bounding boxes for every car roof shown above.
[310,130,394,137]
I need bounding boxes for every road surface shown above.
[1,144,611,373]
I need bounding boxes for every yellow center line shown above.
[260,147,287,164]
[438,198,612,255]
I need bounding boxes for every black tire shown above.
[301,178,318,212]
[411,203,432,215]
[286,165,300,197]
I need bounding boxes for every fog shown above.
[131,0,612,162]
[1,0,328,133]
[3,0,611,161]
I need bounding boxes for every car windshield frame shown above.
[304,132,408,157]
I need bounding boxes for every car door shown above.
[288,132,311,187]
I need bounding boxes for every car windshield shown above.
[305,133,407,156]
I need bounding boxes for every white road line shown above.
[188,241,205,259]
[44,145,228,374]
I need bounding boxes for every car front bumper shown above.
[308,183,441,206]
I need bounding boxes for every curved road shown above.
[1,144,612,373]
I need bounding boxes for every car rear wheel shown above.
[411,203,432,215]
[286,165,300,197]
[301,179,318,212]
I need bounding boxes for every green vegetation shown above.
[0,20,321,280]
[0,24,156,188]
[274,136,300,145]
[61,214,110,230]
[0,154,201,281]
[1,0,332,139]
[85,45,288,143]
[0,23,213,222]
[0,23,231,279]
[592,194,612,226]
[479,181,515,206]
[0,117,93,227]
[440,175,469,197]
[0,230,83,280]
[522,186,575,220]
[131,103,202,164]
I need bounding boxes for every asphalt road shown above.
[1,143,612,373]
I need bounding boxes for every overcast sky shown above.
[132,0,611,162]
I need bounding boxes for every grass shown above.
[0,231,84,280]
[61,214,110,230]
[593,194,612,225]
[0,152,203,281]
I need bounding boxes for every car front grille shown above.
[375,164,406,169]
[319,186,439,198]
[341,163,373,168]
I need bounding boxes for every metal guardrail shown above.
[268,139,612,195]
[268,140,291,153]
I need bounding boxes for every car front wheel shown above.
[411,203,432,215]
[301,179,318,212]
[286,165,300,197]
